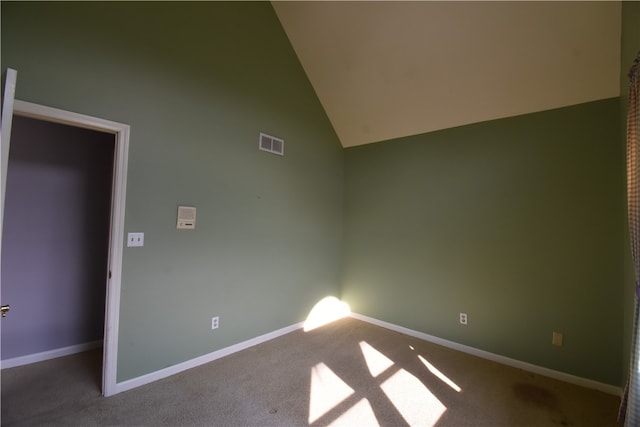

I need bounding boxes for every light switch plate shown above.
[127,232,144,247]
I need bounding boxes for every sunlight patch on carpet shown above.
[418,354,462,392]
[308,338,447,426]
[329,398,380,426]
[304,296,351,332]
[361,341,447,426]
[359,341,394,377]
[309,362,355,423]
[380,369,447,426]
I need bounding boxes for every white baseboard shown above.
[349,312,622,396]
[114,322,305,395]
[110,312,623,397]
[1,340,103,370]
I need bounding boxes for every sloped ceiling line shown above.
[273,1,621,148]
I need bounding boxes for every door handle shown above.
[1,305,10,317]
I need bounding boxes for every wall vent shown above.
[259,132,284,156]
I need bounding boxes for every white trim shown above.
[114,322,304,395]
[11,100,129,397]
[73,312,622,397]
[1,68,17,377]
[1,68,17,242]
[102,119,129,397]
[1,340,102,369]
[349,313,622,396]
[13,101,125,134]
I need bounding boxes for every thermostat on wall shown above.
[177,206,196,230]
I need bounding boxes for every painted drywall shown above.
[621,0,640,380]
[274,1,621,147]
[1,116,113,359]
[1,2,344,381]
[0,0,629,391]
[342,99,623,386]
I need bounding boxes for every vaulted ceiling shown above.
[272,1,621,148]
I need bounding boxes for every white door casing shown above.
[0,69,18,382]
[9,99,129,397]
[1,68,17,255]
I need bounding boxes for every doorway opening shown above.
[2,115,114,391]
[1,100,129,396]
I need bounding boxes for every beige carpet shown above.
[1,317,622,426]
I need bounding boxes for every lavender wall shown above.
[1,116,114,360]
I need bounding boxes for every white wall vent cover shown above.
[259,132,284,156]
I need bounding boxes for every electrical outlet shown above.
[211,316,220,330]
[459,312,468,325]
[552,331,563,347]
[127,232,144,247]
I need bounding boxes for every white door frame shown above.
[1,68,17,253]
[11,100,129,397]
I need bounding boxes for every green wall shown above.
[1,2,344,381]
[342,99,623,385]
[1,1,632,388]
